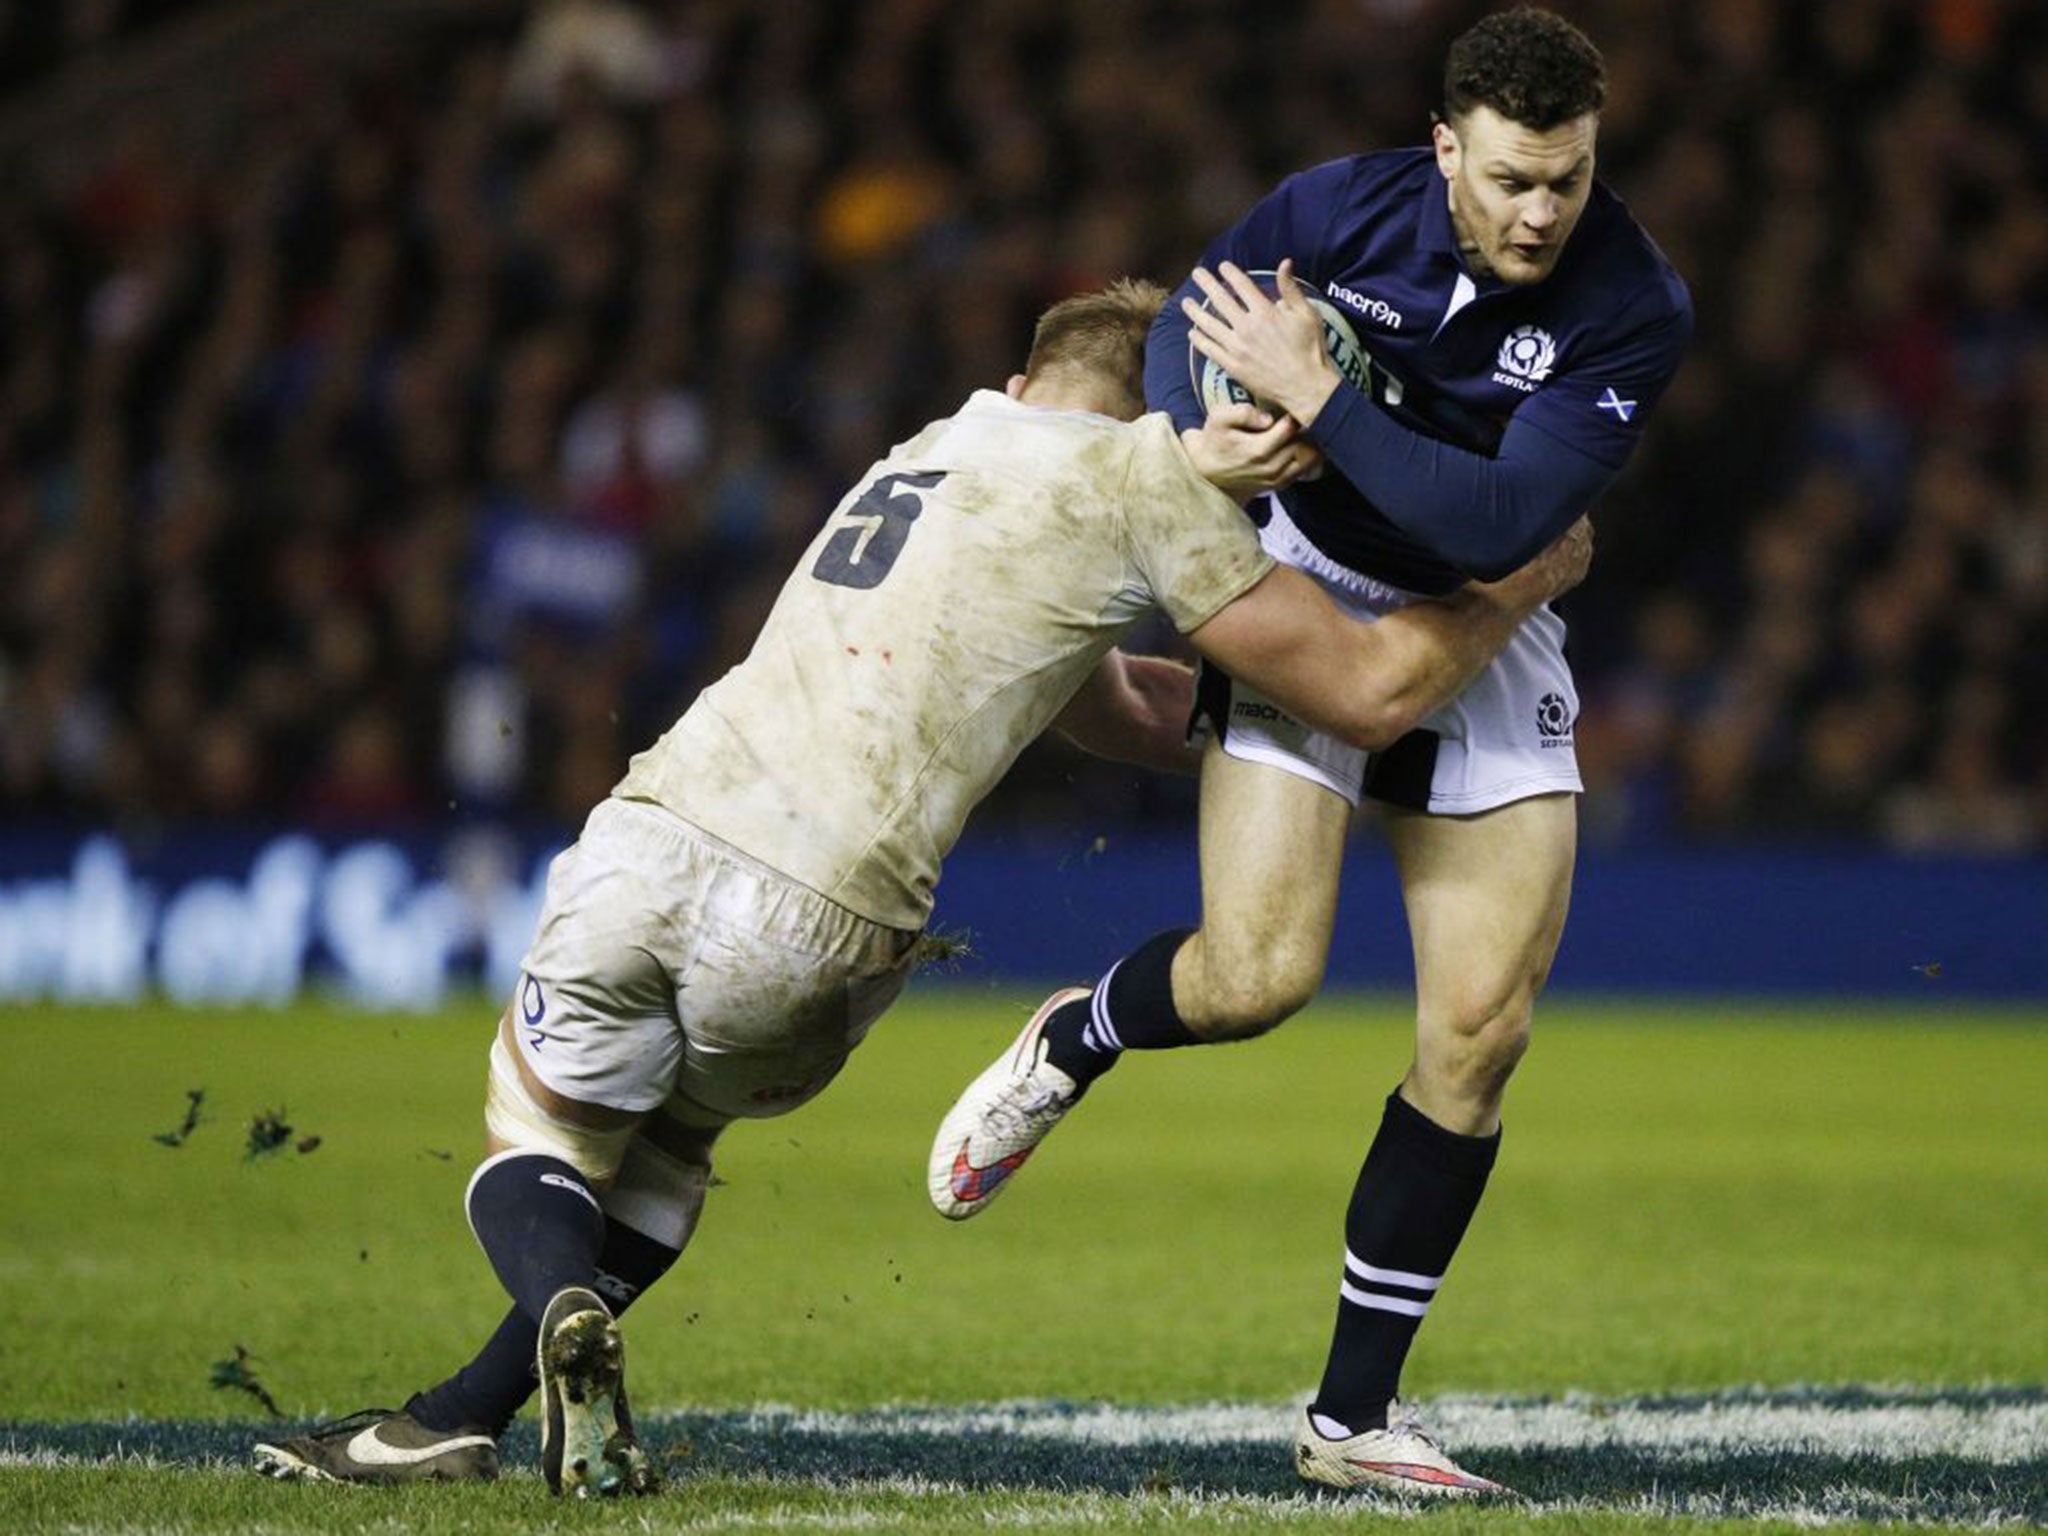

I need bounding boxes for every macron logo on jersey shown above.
[1325,280,1405,330]
[1492,325,1556,393]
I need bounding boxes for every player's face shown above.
[1434,106,1597,286]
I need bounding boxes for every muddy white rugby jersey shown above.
[616,389,1272,930]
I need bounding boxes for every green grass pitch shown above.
[1,989,2043,1531]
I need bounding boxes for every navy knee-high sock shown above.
[399,1153,604,1436]
[1309,1090,1499,1435]
[408,1211,682,1436]
[1038,928,1200,1091]
[465,1152,608,1323]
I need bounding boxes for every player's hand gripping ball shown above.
[1187,268,1372,417]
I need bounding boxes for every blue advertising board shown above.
[1,827,2042,1006]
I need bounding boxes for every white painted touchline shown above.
[690,1393,2048,1464]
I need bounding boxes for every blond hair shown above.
[1023,278,1168,416]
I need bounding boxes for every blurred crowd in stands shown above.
[0,0,206,95]
[1,0,2043,852]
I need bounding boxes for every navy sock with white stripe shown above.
[1039,928,1199,1091]
[1310,1090,1499,1436]
[465,1150,608,1324]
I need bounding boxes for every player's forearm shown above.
[1337,588,1535,743]
[1194,566,1539,753]
[1306,389,1611,580]
[1054,652,1201,776]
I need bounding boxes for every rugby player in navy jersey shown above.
[932,7,1691,1497]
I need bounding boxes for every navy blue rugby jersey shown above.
[1145,147,1692,593]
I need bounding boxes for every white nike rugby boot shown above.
[928,988,1090,1219]
[253,1408,498,1484]
[1294,1403,1511,1498]
[537,1284,658,1497]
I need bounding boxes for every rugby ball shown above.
[1189,269,1372,416]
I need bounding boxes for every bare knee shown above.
[1443,1001,1534,1102]
[1175,930,1326,1041]
[1410,976,1542,1131]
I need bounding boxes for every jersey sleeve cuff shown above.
[1173,551,1277,635]
[1305,378,1363,444]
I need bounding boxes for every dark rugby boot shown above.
[537,1285,658,1497]
[253,1407,498,1484]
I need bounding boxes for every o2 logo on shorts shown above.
[521,974,547,1049]
[1536,692,1575,746]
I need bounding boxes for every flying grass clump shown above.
[244,1109,323,1160]
[913,926,977,972]
[244,1109,294,1159]
[152,1088,206,1148]
[209,1345,282,1417]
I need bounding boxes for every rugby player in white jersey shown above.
[252,278,1589,1495]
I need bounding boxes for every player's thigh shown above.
[512,803,696,1116]
[493,1008,640,1129]
[484,1013,646,1182]
[485,806,686,1178]
[1191,738,1352,999]
[1387,791,1577,1034]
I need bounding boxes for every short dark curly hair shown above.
[1442,6,1606,130]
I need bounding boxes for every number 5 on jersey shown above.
[811,470,949,590]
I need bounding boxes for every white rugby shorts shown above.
[511,796,919,1127]
[1197,498,1583,812]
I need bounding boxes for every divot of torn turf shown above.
[3,1388,2042,1527]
